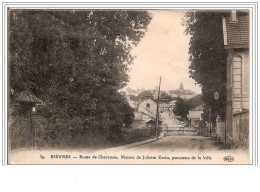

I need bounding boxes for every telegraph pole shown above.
[155,77,161,138]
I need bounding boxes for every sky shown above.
[127,10,201,94]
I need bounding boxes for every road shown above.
[159,110,183,128]
[160,110,179,127]
[8,135,248,164]
[124,135,221,153]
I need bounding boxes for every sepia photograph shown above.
[6,7,252,164]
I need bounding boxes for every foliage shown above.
[122,101,135,128]
[173,97,189,119]
[160,91,172,100]
[187,94,203,110]
[9,10,152,144]
[129,94,139,101]
[173,95,203,119]
[169,89,195,95]
[183,11,229,122]
[155,91,172,103]
[137,90,153,100]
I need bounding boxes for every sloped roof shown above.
[14,90,43,104]
[222,16,249,49]
[145,119,156,123]
[139,108,156,119]
[190,105,203,111]
[145,119,162,124]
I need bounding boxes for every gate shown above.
[164,126,198,136]
[9,104,33,150]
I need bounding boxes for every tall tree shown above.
[137,90,153,100]
[9,10,152,143]
[173,97,189,119]
[183,11,229,123]
[187,94,203,110]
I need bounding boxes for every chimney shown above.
[231,10,238,23]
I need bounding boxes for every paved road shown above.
[125,135,221,153]
[160,110,182,128]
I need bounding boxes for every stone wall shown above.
[216,110,249,149]
[232,110,249,149]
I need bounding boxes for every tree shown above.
[122,100,135,128]
[173,97,189,119]
[160,91,168,98]
[9,10,152,144]
[137,90,153,100]
[159,91,172,102]
[129,94,139,101]
[187,94,203,110]
[183,11,229,124]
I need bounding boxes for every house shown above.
[187,105,203,127]
[137,98,157,119]
[222,10,249,148]
[129,99,158,129]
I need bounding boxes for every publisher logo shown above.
[223,156,234,162]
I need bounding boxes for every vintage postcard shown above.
[4,5,255,165]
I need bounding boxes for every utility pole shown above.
[155,77,161,138]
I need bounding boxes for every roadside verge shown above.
[101,133,164,153]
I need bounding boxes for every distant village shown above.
[121,82,204,130]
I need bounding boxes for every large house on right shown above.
[222,11,249,149]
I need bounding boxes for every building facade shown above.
[137,98,157,119]
[222,11,249,149]
[187,105,203,127]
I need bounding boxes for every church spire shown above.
[179,82,184,90]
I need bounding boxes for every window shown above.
[146,103,150,110]
[232,54,242,96]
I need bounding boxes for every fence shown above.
[121,128,153,142]
[164,126,198,136]
[9,107,154,150]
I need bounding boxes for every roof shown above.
[190,105,203,111]
[139,109,156,119]
[14,90,43,104]
[145,119,162,124]
[145,119,155,123]
[222,16,249,49]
